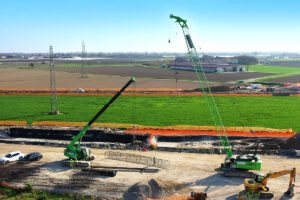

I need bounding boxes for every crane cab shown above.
[244,178,268,192]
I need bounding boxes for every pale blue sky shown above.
[1,0,300,53]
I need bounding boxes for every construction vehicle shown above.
[170,14,261,177]
[242,167,296,198]
[64,77,135,165]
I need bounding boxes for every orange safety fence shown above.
[0,88,190,92]
[0,92,293,96]
[125,129,295,138]
[30,122,293,133]
[32,121,134,128]
[0,120,294,137]
[0,121,27,125]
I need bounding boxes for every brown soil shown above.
[0,68,201,89]
[0,143,299,199]
[267,75,300,83]
[57,66,274,82]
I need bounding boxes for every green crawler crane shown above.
[170,14,261,177]
[64,77,136,163]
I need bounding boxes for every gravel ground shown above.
[0,143,299,199]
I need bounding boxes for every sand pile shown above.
[123,178,187,200]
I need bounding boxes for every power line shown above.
[49,45,59,114]
[80,40,88,78]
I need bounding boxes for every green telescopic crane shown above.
[64,77,136,161]
[170,14,261,174]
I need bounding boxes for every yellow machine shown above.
[243,167,296,198]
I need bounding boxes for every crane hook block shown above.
[185,34,195,49]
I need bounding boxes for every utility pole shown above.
[49,45,59,114]
[80,40,87,78]
[175,70,179,101]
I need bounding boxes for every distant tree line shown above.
[233,56,258,71]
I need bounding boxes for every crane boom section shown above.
[170,14,232,157]
[67,77,136,151]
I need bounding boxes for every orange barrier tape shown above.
[125,129,295,138]
[0,121,27,125]
[0,88,190,92]
[32,121,134,128]
[31,122,292,133]
[0,120,294,137]
[0,92,283,96]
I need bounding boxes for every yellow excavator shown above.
[242,167,296,199]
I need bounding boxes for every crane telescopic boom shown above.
[64,77,136,160]
[170,14,232,157]
[170,14,261,173]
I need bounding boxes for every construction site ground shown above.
[0,143,299,200]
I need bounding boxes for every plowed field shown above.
[56,66,274,82]
[267,75,300,83]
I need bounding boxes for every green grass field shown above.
[249,65,300,74]
[1,95,299,132]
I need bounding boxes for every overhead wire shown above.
[194,41,250,131]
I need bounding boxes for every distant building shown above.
[258,60,270,65]
[169,62,245,73]
[229,59,239,64]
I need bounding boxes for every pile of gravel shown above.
[123,178,187,200]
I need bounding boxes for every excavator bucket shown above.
[284,184,295,197]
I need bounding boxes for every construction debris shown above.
[281,132,300,150]
[81,168,117,177]
[0,129,10,139]
[91,165,159,173]
[105,150,169,169]
[61,160,90,168]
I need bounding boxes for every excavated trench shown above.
[0,126,299,155]
[8,127,149,143]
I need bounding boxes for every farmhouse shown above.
[169,61,245,73]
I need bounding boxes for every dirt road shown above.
[0,143,299,199]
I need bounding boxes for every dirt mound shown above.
[123,179,187,200]
[281,133,300,150]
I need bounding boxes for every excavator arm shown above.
[261,168,296,194]
[244,167,296,198]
